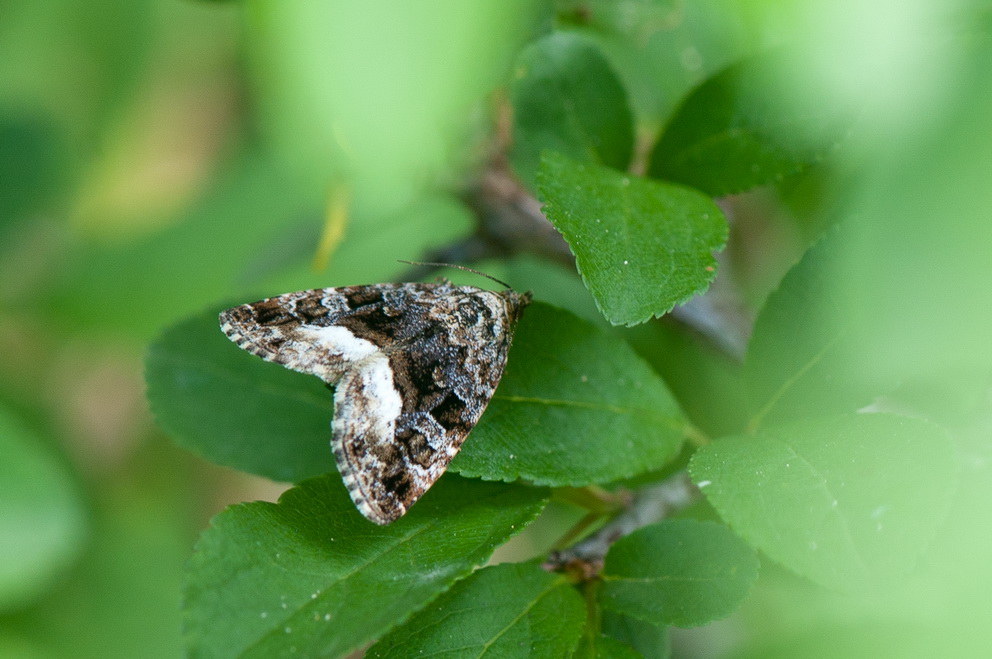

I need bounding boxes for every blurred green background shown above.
[2,0,991,657]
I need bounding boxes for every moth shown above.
[219,276,531,524]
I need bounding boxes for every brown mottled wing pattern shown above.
[219,281,531,524]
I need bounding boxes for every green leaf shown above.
[648,51,853,196]
[599,519,759,627]
[182,474,548,659]
[367,562,585,658]
[538,152,727,326]
[0,407,86,612]
[146,309,336,483]
[8,442,193,658]
[510,31,633,189]
[743,230,896,429]
[555,3,756,128]
[601,610,670,659]
[689,413,958,591]
[453,302,688,486]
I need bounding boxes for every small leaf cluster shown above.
[143,17,968,659]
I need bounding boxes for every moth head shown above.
[497,289,532,328]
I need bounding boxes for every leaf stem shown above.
[551,511,605,553]
[683,422,710,447]
[544,470,701,570]
[580,578,603,648]
[553,485,630,514]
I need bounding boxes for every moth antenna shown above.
[398,260,513,289]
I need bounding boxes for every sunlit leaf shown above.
[743,230,896,429]
[690,414,958,591]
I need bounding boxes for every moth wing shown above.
[338,287,521,523]
[218,287,387,384]
[220,283,529,525]
[331,353,407,524]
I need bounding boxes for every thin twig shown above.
[544,470,701,570]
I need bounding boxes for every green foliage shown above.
[0,115,65,229]
[4,2,989,657]
[0,407,86,612]
[183,475,548,658]
[510,31,634,189]
[742,229,896,428]
[648,51,853,196]
[368,562,585,658]
[690,414,957,592]
[537,152,727,326]
[600,519,759,627]
[554,0,758,126]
